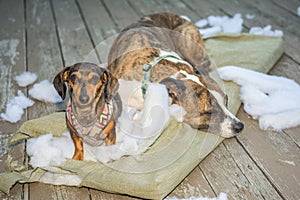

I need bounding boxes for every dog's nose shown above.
[79,95,89,104]
[232,121,244,133]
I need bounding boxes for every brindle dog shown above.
[108,13,244,137]
[53,62,121,160]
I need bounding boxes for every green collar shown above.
[141,53,182,98]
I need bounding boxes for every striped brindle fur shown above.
[108,13,244,137]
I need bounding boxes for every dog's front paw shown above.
[105,131,116,146]
[72,152,84,160]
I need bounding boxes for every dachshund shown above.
[53,62,121,160]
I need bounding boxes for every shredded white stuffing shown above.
[169,104,187,123]
[13,71,37,87]
[199,26,223,38]
[218,66,300,131]
[195,19,208,28]
[29,80,62,103]
[207,15,229,27]
[27,132,74,168]
[165,192,228,200]
[221,13,243,34]
[196,13,283,38]
[245,14,255,19]
[249,25,283,37]
[197,14,243,38]
[0,90,34,123]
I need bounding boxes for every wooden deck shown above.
[0,0,299,199]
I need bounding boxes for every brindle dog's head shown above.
[160,77,244,138]
[53,62,119,125]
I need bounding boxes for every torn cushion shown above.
[1,34,284,199]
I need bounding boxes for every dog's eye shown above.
[70,75,79,84]
[203,109,217,115]
[89,75,100,85]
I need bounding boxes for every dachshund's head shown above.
[53,62,119,119]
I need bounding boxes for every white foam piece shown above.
[245,14,255,19]
[249,25,283,37]
[199,26,222,38]
[221,13,243,34]
[0,90,34,123]
[195,18,208,28]
[13,71,37,87]
[218,66,300,131]
[207,15,229,27]
[29,80,62,103]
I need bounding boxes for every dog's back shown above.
[108,13,211,78]
[107,13,244,138]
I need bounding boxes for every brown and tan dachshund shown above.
[53,62,121,160]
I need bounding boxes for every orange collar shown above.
[66,100,113,146]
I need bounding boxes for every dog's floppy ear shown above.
[160,78,186,102]
[102,70,119,103]
[53,67,70,100]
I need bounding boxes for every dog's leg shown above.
[106,127,116,146]
[100,120,116,146]
[67,119,84,160]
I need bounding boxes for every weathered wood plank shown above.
[182,0,225,18]
[77,0,118,44]
[199,141,283,200]
[283,127,300,148]
[155,0,200,22]
[26,0,63,117]
[29,184,89,200]
[0,0,27,198]
[272,0,300,16]
[90,189,139,200]
[168,166,215,198]
[29,184,58,199]
[223,136,283,199]
[102,0,139,30]
[129,0,201,22]
[269,55,300,84]
[52,0,96,67]
[55,185,90,199]
[76,0,118,64]
[127,0,165,17]
[236,109,300,200]
[0,0,27,135]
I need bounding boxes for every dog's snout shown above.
[79,94,89,104]
[79,86,90,104]
[232,120,244,133]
